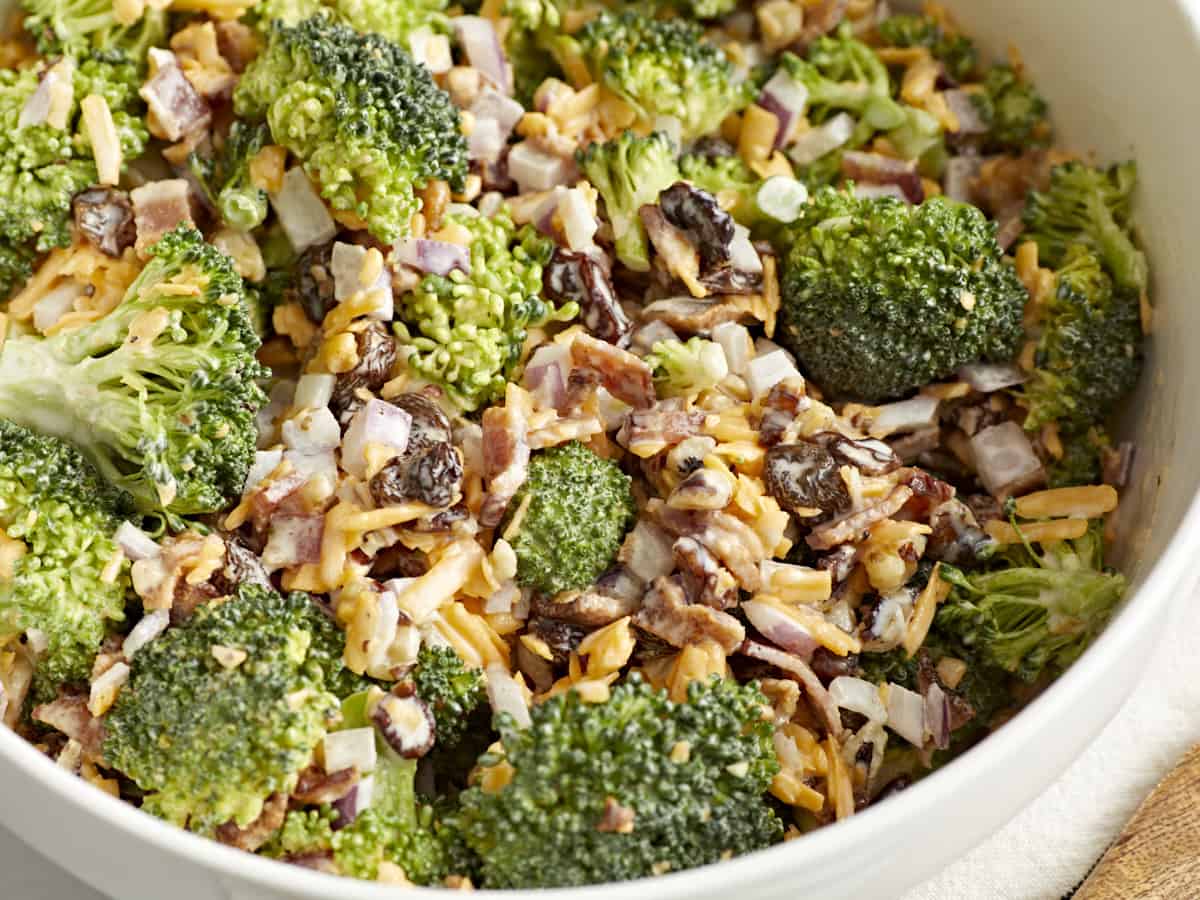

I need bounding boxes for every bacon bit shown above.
[806,485,915,551]
[33,694,106,760]
[215,793,288,852]
[633,577,745,653]
[597,796,636,833]
[740,640,842,738]
[479,402,530,528]
[571,332,655,409]
[131,179,195,253]
[292,765,358,805]
[140,49,211,142]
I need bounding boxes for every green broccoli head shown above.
[234,16,468,243]
[21,0,167,58]
[1020,246,1143,431]
[412,644,486,751]
[781,26,901,129]
[1022,160,1148,295]
[779,189,1026,401]
[105,585,342,835]
[215,121,271,232]
[578,131,681,272]
[504,440,636,596]
[0,421,130,693]
[876,13,978,82]
[397,210,575,411]
[0,226,267,519]
[646,337,729,398]
[334,0,449,47]
[570,12,753,141]
[0,53,148,288]
[679,153,767,229]
[1047,427,1110,488]
[456,675,783,888]
[937,528,1125,682]
[970,64,1049,155]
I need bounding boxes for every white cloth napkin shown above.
[3,591,1196,900]
[902,582,1200,900]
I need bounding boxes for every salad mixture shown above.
[0,0,1148,889]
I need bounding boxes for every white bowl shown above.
[3,1,1199,897]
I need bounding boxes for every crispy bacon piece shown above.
[633,576,745,653]
[806,485,914,551]
[140,49,211,142]
[131,179,195,252]
[571,333,655,409]
[216,793,288,852]
[480,404,530,527]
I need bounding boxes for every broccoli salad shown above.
[0,0,1147,889]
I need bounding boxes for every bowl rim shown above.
[4,4,1200,896]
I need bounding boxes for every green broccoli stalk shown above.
[0,421,131,694]
[105,586,344,835]
[778,189,1026,401]
[0,226,267,518]
[0,53,148,297]
[504,441,636,596]
[456,675,784,887]
[876,13,979,82]
[214,122,271,233]
[646,337,730,398]
[971,64,1049,155]
[397,210,576,411]
[568,12,753,141]
[938,528,1125,683]
[1022,160,1148,295]
[21,0,167,58]
[412,644,486,751]
[234,16,468,243]
[679,153,767,229]
[1020,246,1143,431]
[578,131,681,273]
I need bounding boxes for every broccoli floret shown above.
[0,54,148,294]
[234,16,467,243]
[0,226,267,518]
[214,122,271,232]
[646,337,730,398]
[679,153,767,229]
[0,421,131,693]
[1022,160,1148,295]
[1047,427,1110,488]
[397,210,575,410]
[412,644,486,751]
[502,0,565,105]
[456,675,783,887]
[1020,246,1143,431]
[569,12,752,141]
[21,0,167,58]
[578,131,681,273]
[971,64,1048,154]
[105,585,342,834]
[778,189,1026,401]
[254,0,326,25]
[334,0,448,46]
[876,13,978,82]
[938,528,1125,683]
[504,441,636,596]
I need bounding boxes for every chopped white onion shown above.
[122,610,170,658]
[556,186,598,251]
[870,394,941,437]
[944,89,987,135]
[758,69,809,147]
[852,182,909,201]
[756,176,808,224]
[507,141,578,194]
[621,520,676,583]
[20,59,74,130]
[523,342,571,410]
[257,380,294,449]
[885,682,926,747]
[394,238,471,277]
[284,449,337,484]
[741,599,819,659]
[942,155,982,204]
[331,242,389,302]
[485,663,531,728]
[711,322,754,375]
[829,676,887,724]
[471,87,524,136]
[409,29,452,74]
[745,349,801,398]
[924,682,951,750]
[484,581,520,614]
[729,224,763,274]
[323,728,378,775]
[115,521,160,562]
[245,448,283,492]
[468,115,505,162]
[365,589,400,675]
[293,373,336,411]
[32,282,84,334]
[788,112,855,166]
[282,406,341,455]
[262,515,324,572]
[271,168,336,253]
[455,17,511,94]
[630,320,680,355]
[957,362,1029,393]
[970,421,1045,499]
[342,398,413,478]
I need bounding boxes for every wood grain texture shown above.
[1075,743,1200,900]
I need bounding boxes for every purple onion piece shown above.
[394,238,471,276]
[944,89,988,135]
[455,17,511,94]
[331,776,374,831]
[371,692,436,758]
[942,155,981,203]
[842,151,924,204]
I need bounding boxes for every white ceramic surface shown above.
[2,1,1198,898]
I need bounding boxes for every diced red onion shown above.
[957,362,1029,393]
[394,238,471,277]
[323,727,378,775]
[885,682,925,746]
[139,50,210,142]
[115,521,160,562]
[924,682,951,750]
[122,610,170,658]
[943,90,987,135]
[32,282,84,333]
[788,112,855,166]
[523,342,571,411]
[758,69,809,148]
[20,59,74,129]
[455,17,511,94]
[507,141,578,194]
[711,322,754,376]
[282,407,341,455]
[829,675,887,723]
[556,186,598,251]
[741,640,842,736]
[331,776,374,831]
[630,320,680,355]
[969,421,1046,499]
[746,349,801,398]
[262,515,324,571]
[471,87,524,136]
[870,394,940,437]
[621,520,676,583]
[372,692,436,757]
[468,116,505,162]
[485,663,531,728]
[741,600,819,660]
[342,399,413,479]
[942,155,982,203]
[729,224,763,275]
[271,168,336,253]
[755,176,808,224]
[842,151,924,204]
